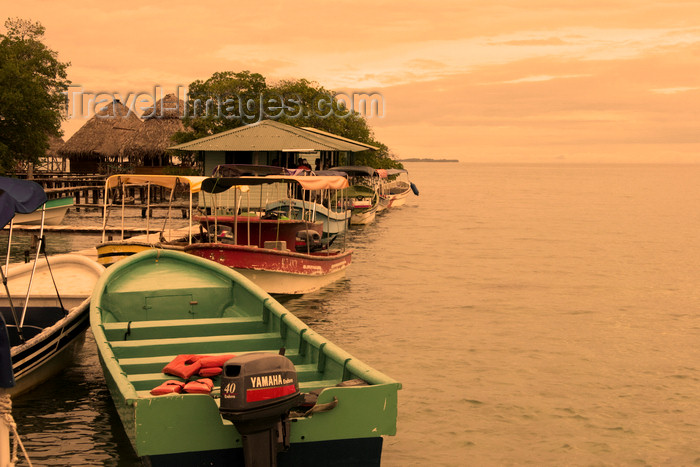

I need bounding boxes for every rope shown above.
[0,392,33,467]
[302,396,338,417]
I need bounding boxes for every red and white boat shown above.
[378,168,417,210]
[185,243,352,295]
[185,175,352,295]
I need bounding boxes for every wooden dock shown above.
[12,174,191,214]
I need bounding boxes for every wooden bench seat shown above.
[102,316,265,341]
[125,363,325,391]
[117,350,303,374]
[109,332,283,358]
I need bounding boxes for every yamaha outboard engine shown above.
[295,230,323,252]
[219,352,303,467]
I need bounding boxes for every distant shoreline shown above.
[397,158,459,163]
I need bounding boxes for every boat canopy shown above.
[202,175,348,194]
[104,174,208,193]
[385,169,408,176]
[312,170,349,178]
[0,176,47,229]
[328,166,379,177]
[212,164,286,177]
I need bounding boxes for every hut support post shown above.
[121,183,125,241]
[188,188,192,244]
[101,180,109,243]
[146,183,151,239]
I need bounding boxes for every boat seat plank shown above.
[125,365,325,390]
[109,333,283,358]
[102,317,265,340]
[117,349,303,373]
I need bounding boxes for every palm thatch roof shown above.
[121,94,189,162]
[58,100,142,160]
[47,135,65,155]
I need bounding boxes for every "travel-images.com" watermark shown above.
[62,85,385,122]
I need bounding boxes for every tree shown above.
[173,70,267,144]
[0,18,71,172]
[270,78,401,168]
[173,70,402,169]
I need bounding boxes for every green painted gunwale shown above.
[45,196,74,208]
[90,249,400,458]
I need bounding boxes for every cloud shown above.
[8,0,700,161]
[651,87,700,94]
[486,74,591,85]
[490,37,570,46]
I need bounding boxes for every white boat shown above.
[11,196,74,225]
[329,166,382,224]
[381,169,416,208]
[0,177,105,397]
[2,255,104,396]
[264,198,350,235]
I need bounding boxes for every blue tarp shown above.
[0,176,47,388]
[0,176,47,229]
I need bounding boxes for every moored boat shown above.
[0,177,105,397]
[263,170,352,236]
[343,185,379,225]
[264,198,350,236]
[188,176,353,295]
[90,249,399,465]
[329,166,381,225]
[2,255,105,396]
[185,243,352,295]
[381,168,416,208]
[11,196,74,226]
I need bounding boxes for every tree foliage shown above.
[173,70,267,144]
[0,18,71,172]
[173,70,401,169]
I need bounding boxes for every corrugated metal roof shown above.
[301,127,378,151]
[168,120,372,152]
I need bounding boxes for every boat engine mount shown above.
[219,352,303,467]
[295,230,323,252]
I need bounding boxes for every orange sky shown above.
[5,1,700,162]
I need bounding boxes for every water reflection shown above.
[12,332,139,465]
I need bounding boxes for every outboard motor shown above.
[219,352,303,467]
[208,224,234,243]
[295,230,323,252]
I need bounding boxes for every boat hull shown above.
[1,254,104,396]
[185,243,352,295]
[96,240,185,267]
[90,250,399,464]
[144,437,383,466]
[6,307,88,397]
[388,188,410,207]
[12,197,74,226]
[350,206,377,225]
[343,185,379,225]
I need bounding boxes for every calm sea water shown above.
[8,163,700,466]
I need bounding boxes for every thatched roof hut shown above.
[47,135,65,156]
[59,99,142,173]
[121,94,188,171]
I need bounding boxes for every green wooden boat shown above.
[90,249,400,466]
